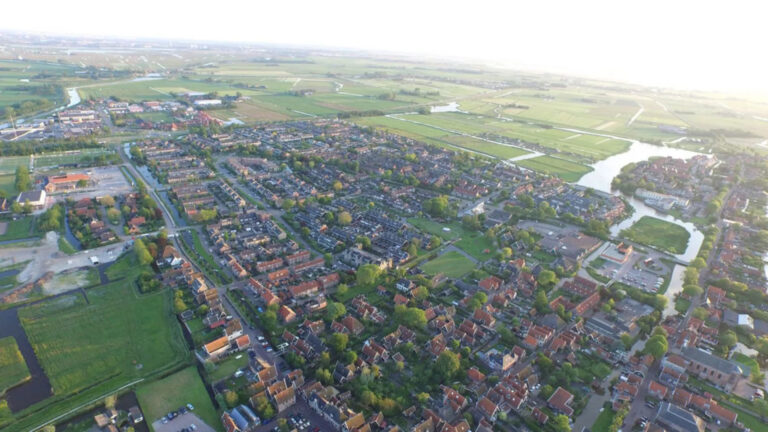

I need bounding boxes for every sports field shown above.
[18,272,187,403]
[619,216,690,254]
[33,149,114,168]
[136,367,220,430]
[0,337,30,395]
[515,155,593,182]
[420,251,476,278]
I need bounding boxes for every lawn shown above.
[0,336,30,395]
[515,155,593,182]
[105,251,139,281]
[591,403,616,432]
[455,233,496,261]
[407,217,465,240]
[619,216,690,254]
[732,353,760,377]
[57,237,77,255]
[420,251,476,278]
[18,275,187,401]
[0,174,16,197]
[0,217,37,241]
[0,156,30,175]
[33,149,114,168]
[207,353,250,382]
[136,367,220,431]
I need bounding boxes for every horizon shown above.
[1,0,767,96]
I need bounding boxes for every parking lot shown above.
[152,413,215,432]
[588,244,670,292]
[251,400,335,432]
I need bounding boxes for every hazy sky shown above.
[2,0,766,94]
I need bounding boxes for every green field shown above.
[136,367,220,431]
[420,250,476,278]
[355,115,530,160]
[407,218,466,240]
[33,149,114,168]
[455,232,496,261]
[17,270,187,416]
[591,404,617,432]
[0,217,36,241]
[732,353,760,377]
[619,216,690,254]
[516,155,593,182]
[0,156,30,175]
[0,337,30,394]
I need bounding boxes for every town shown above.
[0,30,767,432]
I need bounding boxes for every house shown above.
[161,245,183,267]
[477,397,499,421]
[396,279,415,293]
[16,190,46,209]
[547,387,574,416]
[342,315,365,335]
[225,319,244,340]
[478,276,503,291]
[204,336,231,358]
[45,173,90,193]
[654,402,706,432]
[278,305,297,323]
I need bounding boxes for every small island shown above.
[620,216,691,254]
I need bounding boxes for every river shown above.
[575,139,707,262]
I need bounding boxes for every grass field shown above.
[136,367,220,430]
[406,218,466,240]
[33,149,113,168]
[18,273,187,400]
[0,337,30,394]
[516,155,593,182]
[0,217,36,241]
[420,251,476,278]
[455,232,496,261]
[619,216,690,254]
[0,156,30,175]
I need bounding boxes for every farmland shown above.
[420,250,476,278]
[0,337,30,395]
[136,367,220,430]
[516,155,593,182]
[619,216,691,254]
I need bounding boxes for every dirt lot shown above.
[48,165,134,202]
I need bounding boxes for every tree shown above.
[423,195,452,218]
[14,165,31,192]
[537,270,557,287]
[620,333,633,351]
[413,285,429,301]
[534,289,550,314]
[337,211,352,226]
[252,395,275,419]
[134,238,154,265]
[691,307,709,320]
[107,208,121,224]
[315,368,332,385]
[429,235,442,249]
[683,284,703,297]
[393,305,427,329]
[336,284,349,297]
[99,195,115,207]
[328,332,349,353]
[224,390,239,408]
[644,334,668,360]
[416,392,430,404]
[332,180,343,192]
[10,201,21,214]
[552,414,571,432]
[719,330,738,352]
[356,264,381,285]
[325,301,346,322]
[436,350,460,380]
[361,390,378,407]
[281,199,295,211]
[690,257,707,269]
[355,235,372,250]
[324,252,334,266]
[343,350,357,364]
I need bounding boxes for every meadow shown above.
[10,259,188,431]
[420,250,476,278]
[0,337,30,395]
[515,155,594,182]
[136,367,220,429]
[619,216,690,254]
